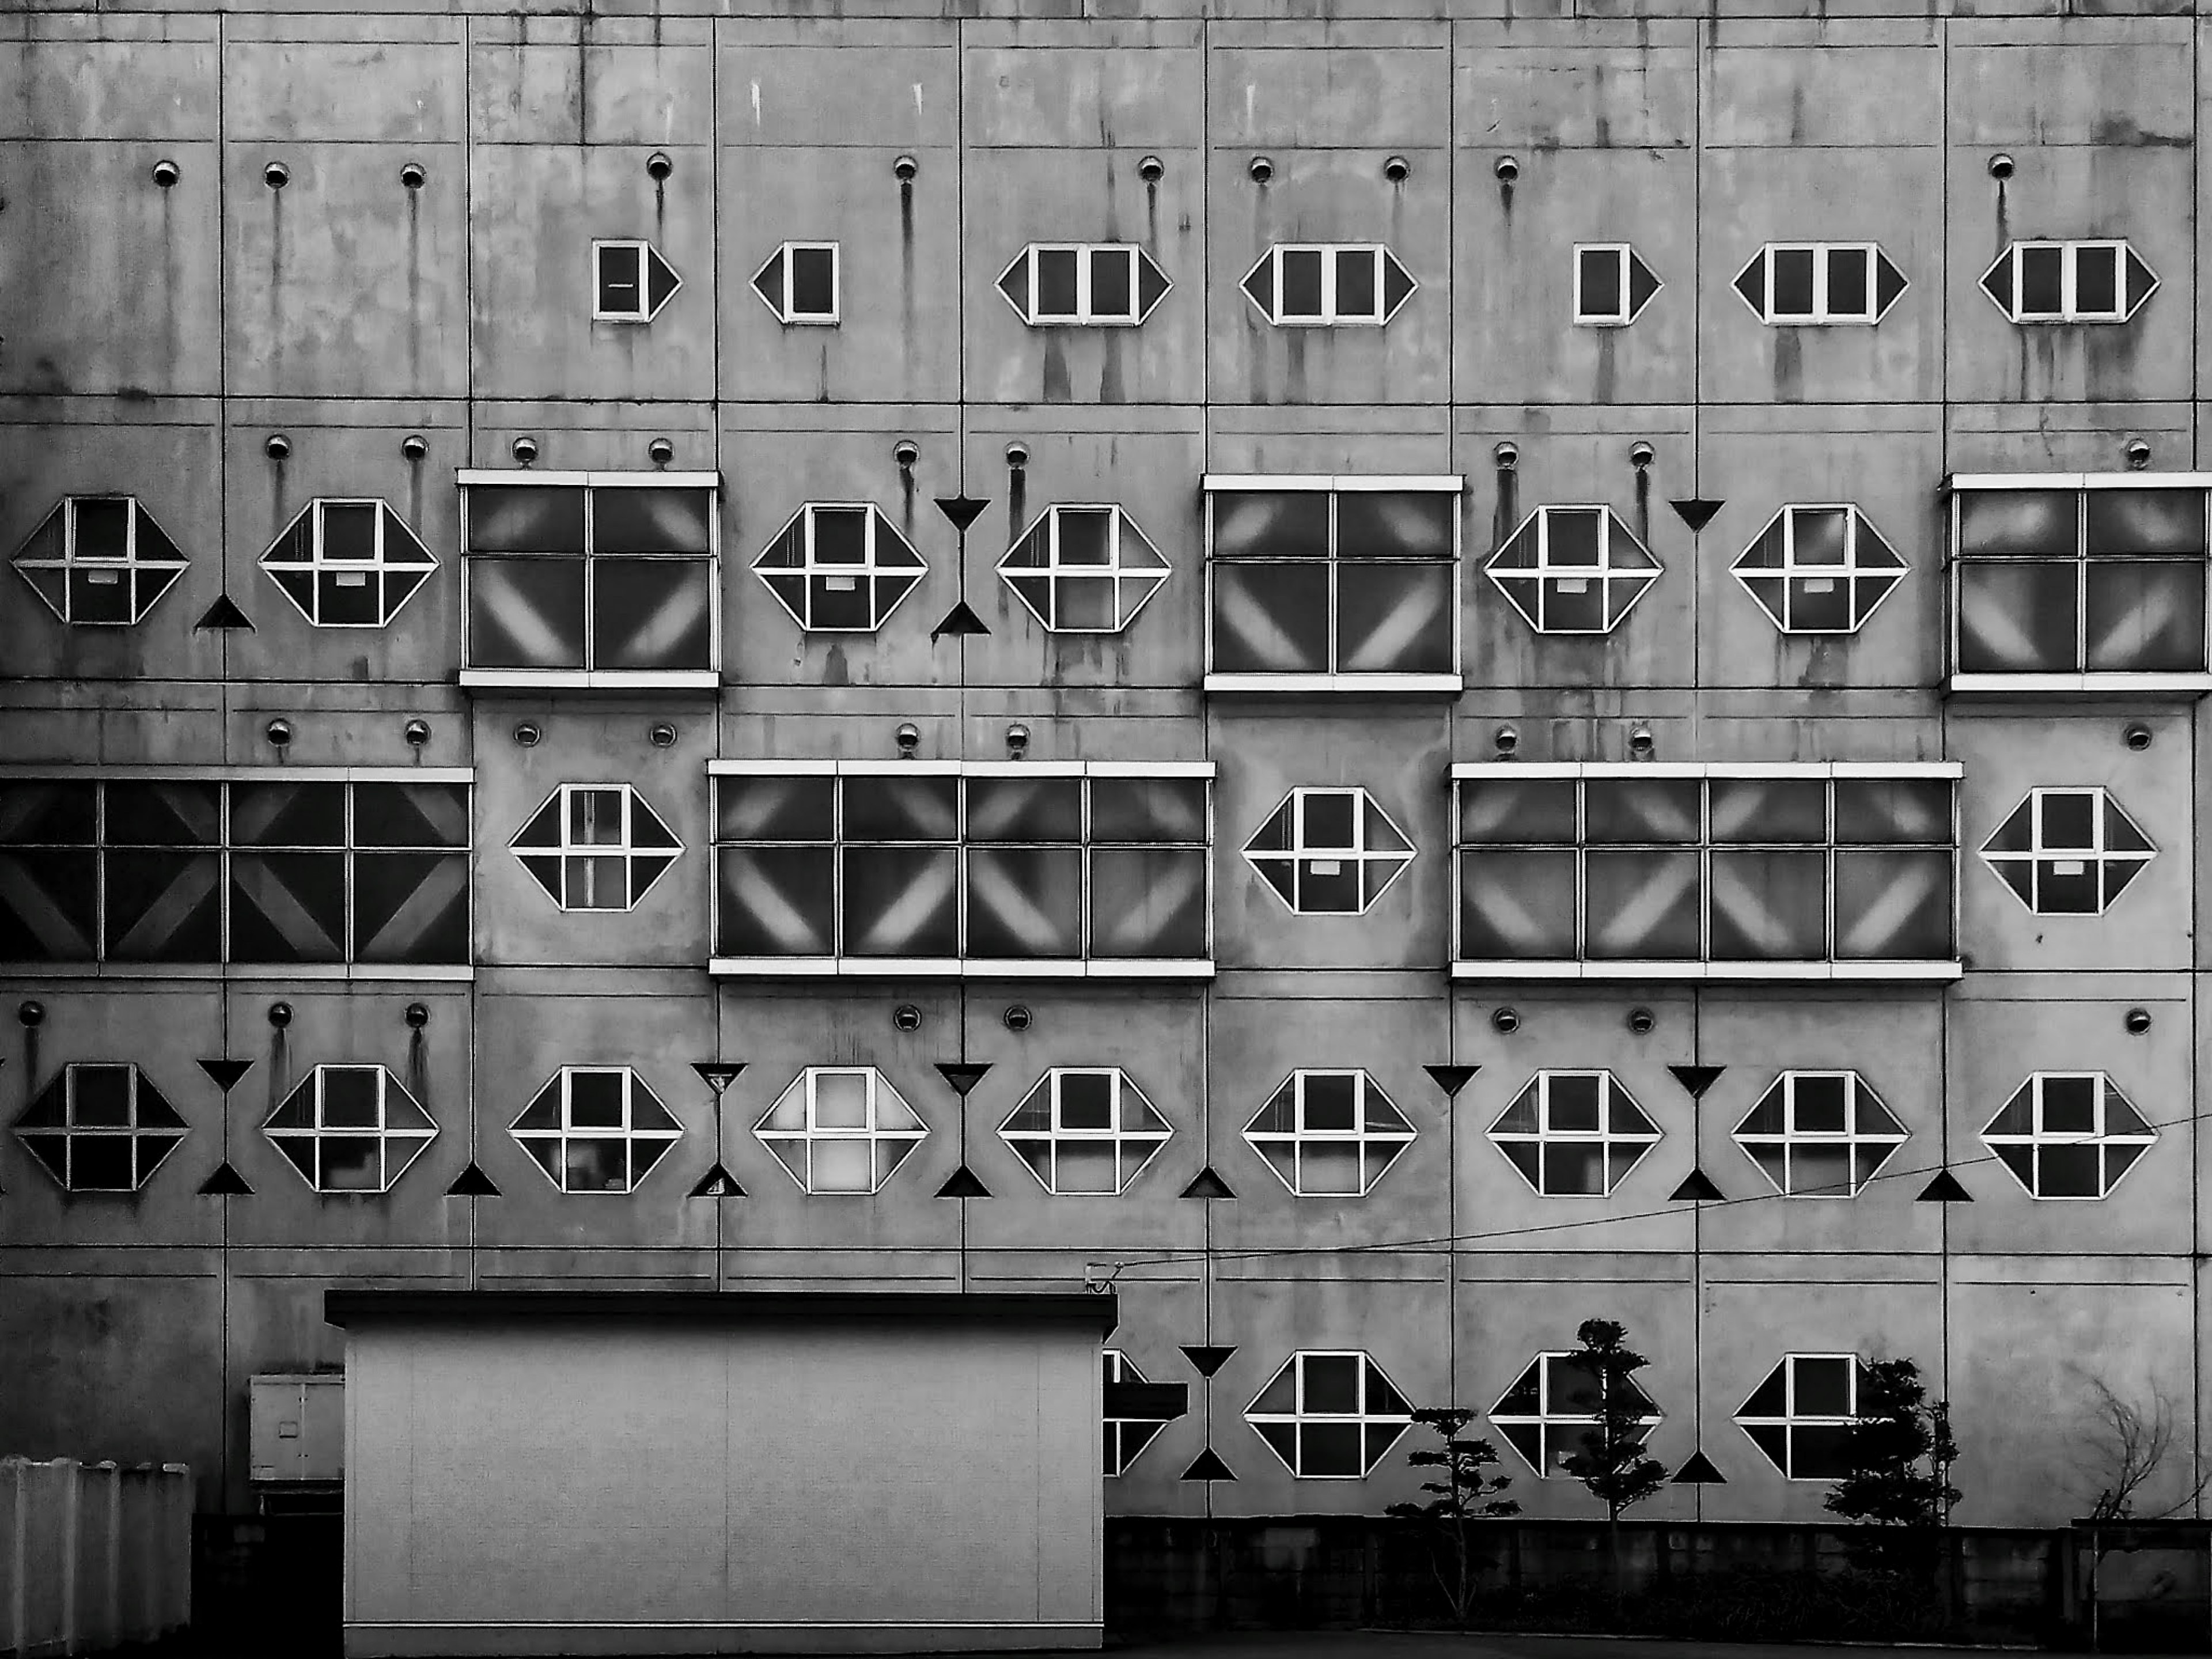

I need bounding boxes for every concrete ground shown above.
[1070,1637,2095,1659]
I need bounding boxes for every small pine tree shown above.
[1558,1317,1670,1601]
[1385,1407,1520,1626]
[1823,1357,1961,1582]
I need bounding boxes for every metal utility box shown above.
[249,1374,345,1484]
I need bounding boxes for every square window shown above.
[813,1071,872,1130]
[1302,1073,1358,1132]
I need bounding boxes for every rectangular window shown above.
[1949,474,2212,692]
[0,772,471,974]
[1735,243,1901,325]
[709,761,1213,978]
[460,472,719,690]
[1452,763,1960,981]
[1205,475,1463,692]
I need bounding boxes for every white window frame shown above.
[1734,242,1899,326]
[1734,1354,1866,1482]
[1242,786,1415,917]
[1979,786,2155,918]
[1241,1069,1415,1198]
[263,1064,437,1195]
[11,496,189,627]
[1240,245,1415,328]
[1104,1349,1168,1476]
[259,497,438,629]
[752,241,841,325]
[998,503,1171,635]
[1984,240,2146,324]
[1485,505,1661,637]
[752,502,927,634]
[1246,1350,1414,1480]
[1571,243,1658,328]
[999,1067,1172,1196]
[753,1065,927,1196]
[590,238,680,323]
[1488,1070,1660,1198]
[1982,1072,2157,1202]
[998,244,1164,327]
[511,782,683,914]
[1491,1351,1662,1479]
[510,1066,684,1195]
[1731,503,1907,636]
[15,1062,187,1193]
[1732,1071,1907,1198]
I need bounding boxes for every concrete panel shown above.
[1945,402,2192,475]
[219,684,469,771]
[715,40,958,149]
[1209,44,1449,150]
[0,683,228,768]
[0,39,216,140]
[1208,407,1453,474]
[1704,46,1941,150]
[1453,37,1694,153]
[965,43,1205,150]
[470,36,714,148]
[1949,34,2195,147]
[469,400,717,477]
[222,41,464,143]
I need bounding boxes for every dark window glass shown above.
[2077,247,2120,315]
[592,488,711,555]
[717,777,835,842]
[1825,247,1869,316]
[1036,249,1080,318]
[469,487,587,554]
[790,247,837,317]
[74,499,131,558]
[1335,249,1376,317]
[1336,493,1453,560]
[1957,562,2079,673]
[469,558,588,669]
[1770,248,1816,316]
[597,244,642,313]
[1279,249,1324,317]
[593,559,713,671]
[1090,248,1132,318]
[2019,246,2065,315]
[1580,248,1622,318]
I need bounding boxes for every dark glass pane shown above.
[593,558,713,671]
[1825,247,1868,316]
[469,557,588,669]
[1302,1355,1362,1414]
[468,487,586,553]
[317,567,384,626]
[1089,248,1132,319]
[68,567,134,623]
[1213,491,1331,559]
[74,499,131,558]
[1279,249,1324,317]
[1834,780,1952,845]
[355,783,469,850]
[70,1136,136,1191]
[1957,562,2079,673]
[965,847,1082,957]
[1544,1142,1606,1196]
[596,244,642,312]
[591,489,711,555]
[1334,249,1376,318]
[2020,246,2064,315]
[1301,791,1356,846]
[1056,509,1113,566]
[1089,848,1207,959]
[1459,780,1577,845]
[354,853,469,965]
[1585,850,1701,959]
[104,851,221,962]
[1957,491,2077,558]
[105,782,219,847]
[1579,248,1621,319]
[715,849,835,956]
[2076,247,2119,315]
[320,502,380,562]
[2087,490,2205,556]
[1036,248,1080,317]
[230,783,345,849]
[563,1138,627,1193]
[1547,1074,1601,1132]
[1090,779,1207,844]
[842,846,959,956]
[1336,563,1453,673]
[790,247,836,317]
[2085,561,2205,673]
[1296,858,1360,913]
[1710,779,1827,844]
[70,1067,134,1127]
[1833,850,1953,959]
[1059,1071,1115,1130]
[1336,493,1453,560]
[568,1071,626,1128]
[1300,1073,1357,1132]
[321,1137,382,1192]
[1791,1425,1853,1480]
[1792,1357,1853,1416]
[1458,850,1577,959]
[1792,1074,1849,1132]
[2038,1143,2101,1198]
[229,853,347,963]
[1770,248,1816,316]
[0,783,97,845]
[1584,779,1701,843]
[2040,790,2096,848]
[1211,562,1331,673]
[1709,850,1825,960]
[967,777,1083,842]
[716,777,835,842]
[2039,1075,2097,1134]
[843,776,959,840]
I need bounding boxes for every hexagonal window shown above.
[999,505,1168,634]
[1491,1350,1660,1478]
[1980,786,2153,916]
[1000,1067,1171,1195]
[1982,1073,2156,1200]
[1247,1351,1413,1478]
[754,503,926,633]
[512,783,682,913]
[1736,1354,1870,1480]
[16,1062,187,1194]
[12,496,188,626]
[592,239,681,323]
[1104,1349,1171,1476]
[1487,505,1660,635]
[510,1066,684,1194]
[1982,241,2157,324]
[1573,244,1661,327]
[1243,787,1413,915]
[755,1066,926,1195]
[1241,245,1415,327]
[1733,504,1906,635]
[262,498,437,628]
[264,1064,437,1195]
[1733,1071,1907,1198]
[1489,1071,1659,1198]
[1243,1069,1414,1197]
[753,242,839,325]
[1733,243,1906,325]
[999,244,1171,327]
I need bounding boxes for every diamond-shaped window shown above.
[12,497,188,626]
[1247,1351,1413,1478]
[264,1065,437,1195]
[1000,1067,1171,1195]
[1243,1069,1414,1197]
[592,240,681,323]
[16,1062,188,1194]
[1980,786,2153,916]
[1733,243,1907,325]
[1982,1073,2156,1200]
[261,499,437,628]
[755,503,926,633]
[1243,787,1413,915]
[1981,241,2157,325]
[755,1066,927,1196]
[1487,506,1660,635]
[1241,245,1415,327]
[1732,1071,1907,1198]
[999,244,1171,327]
[1574,244,1661,327]
[1732,504,1905,635]
[1000,505,1168,634]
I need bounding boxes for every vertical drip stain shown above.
[1772,329,1802,402]
[1594,330,1617,405]
[406,188,422,388]
[1634,463,1651,548]
[21,1022,39,1108]
[1042,335,1071,403]
[406,1025,429,1109]
[899,179,916,372]
[270,454,288,543]
[899,466,916,534]
[1008,465,1027,538]
[1493,463,1518,552]
[1100,332,1124,404]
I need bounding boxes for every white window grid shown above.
[1731,503,1907,636]
[1491,1351,1662,1479]
[751,241,840,325]
[998,244,1160,327]
[1985,241,2144,324]
[1240,244,1415,327]
[263,1064,437,1195]
[1486,506,1661,636]
[590,238,679,323]
[1488,1070,1661,1198]
[999,1067,1172,1196]
[15,1062,187,1193]
[1982,1072,2157,1202]
[1104,1349,1167,1476]
[1246,1350,1414,1479]
[1449,763,1965,980]
[1243,787,1415,916]
[1733,242,1899,325]
[1732,1071,1907,1198]
[999,505,1171,635]
[1571,243,1658,327]
[1734,1354,1866,1481]
[754,1066,927,1195]
[752,502,926,633]
[1980,786,2154,918]
[510,1066,684,1195]
[512,782,683,914]
[260,498,438,628]
[11,497,188,626]
[1241,1069,1415,1198]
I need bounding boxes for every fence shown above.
[2,1457,194,1657]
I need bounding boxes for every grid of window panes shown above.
[0,775,470,968]
[1734,1354,1867,1480]
[264,1065,438,1194]
[11,497,190,626]
[709,763,1211,974]
[1491,1351,1661,1478]
[510,1067,685,1194]
[1949,479,2211,684]
[16,1063,188,1193]
[1246,1351,1414,1479]
[460,474,718,685]
[1452,766,1959,977]
[1206,479,1461,686]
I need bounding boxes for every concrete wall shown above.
[0,0,2208,1539]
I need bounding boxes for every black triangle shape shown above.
[1180,1166,1235,1200]
[446,1162,501,1196]
[197,1058,255,1092]
[1180,1344,1236,1378]
[1423,1063,1479,1097]
[1670,1167,1725,1202]
[929,600,990,640]
[935,1062,991,1097]
[1180,1447,1237,1482]
[690,1162,745,1198]
[198,1161,252,1195]
[935,1164,992,1198]
[1668,1064,1725,1100]
[691,1061,745,1093]
[194,593,254,630]
[1672,1449,1727,1484]
[934,494,989,533]
[1669,498,1724,533]
[1917,1169,1974,1203]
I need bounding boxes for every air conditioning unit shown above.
[249,1373,344,1486]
